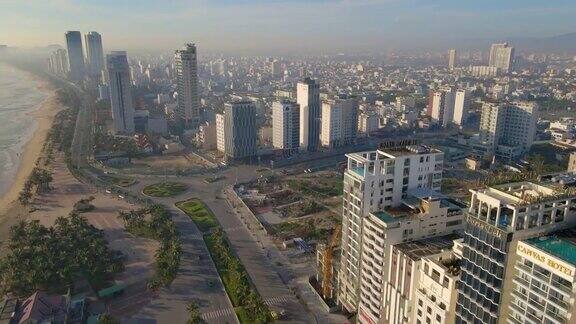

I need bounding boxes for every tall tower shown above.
[452,89,469,126]
[224,100,257,160]
[174,43,200,127]
[65,31,85,81]
[297,77,320,152]
[106,51,135,134]
[272,100,300,153]
[489,43,514,73]
[84,32,104,78]
[448,49,457,70]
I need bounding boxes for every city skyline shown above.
[3,0,576,53]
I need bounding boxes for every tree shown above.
[186,300,202,324]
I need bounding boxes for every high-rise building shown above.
[272,100,300,153]
[448,49,457,70]
[224,100,257,160]
[297,77,320,152]
[479,102,538,159]
[48,49,68,77]
[455,181,576,324]
[338,144,444,313]
[270,59,282,77]
[452,89,469,126]
[84,32,104,78]
[174,43,200,127]
[358,112,379,134]
[106,51,135,134]
[320,95,358,148]
[65,31,85,81]
[216,113,225,153]
[431,88,455,127]
[509,231,576,324]
[489,43,515,73]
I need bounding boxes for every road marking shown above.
[201,307,235,320]
[264,295,292,305]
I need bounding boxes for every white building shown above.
[452,89,469,126]
[509,232,576,324]
[297,77,321,152]
[469,65,499,78]
[338,144,444,313]
[489,43,515,73]
[358,112,379,134]
[448,49,457,70]
[84,31,104,78]
[196,121,216,150]
[216,113,225,153]
[272,100,300,152]
[431,88,455,127]
[321,96,358,148]
[106,51,135,134]
[174,43,200,127]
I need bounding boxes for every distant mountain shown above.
[510,32,576,53]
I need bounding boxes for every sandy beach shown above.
[0,82,63,214]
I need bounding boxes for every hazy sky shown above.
[2,0,576,53]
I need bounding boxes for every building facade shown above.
[453,89,469,126]
[224,100,257,160]
[448,49,457,70]
[216,113,225,153]
[431,88,455,127]
[84,31,104,78]
[321,96,358,148]
[106,51,135,134]
[272,100,300,152]
[297,77,320,152]
[489,43,515,73]
[175,43,200,127]
[358,112,379,135]
[65,31,85,81]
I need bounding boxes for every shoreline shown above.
[0,78,63,214]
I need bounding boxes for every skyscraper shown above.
[320,95,358,148]
[431,87,455,127]
[489,43,515,73]
[224,100,257,160]
[106,51,135,134]
[338,144,444,313]
[174,43,200,127]
[272,99,300,153]
[448,49,457,70]
[84,32,104,78]
[452,89,469,126]
[297,77,320,152]
[65,31,85,81]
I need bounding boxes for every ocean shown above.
[0,63,51,198]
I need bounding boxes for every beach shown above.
[0,70,63,216]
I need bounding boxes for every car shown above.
[118,195,125,199]
[105,189,111,194]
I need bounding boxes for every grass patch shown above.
[143,182,187,197]
[176,199,219,232]
[99,174,136,187]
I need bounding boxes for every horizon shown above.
[3,0,576,54]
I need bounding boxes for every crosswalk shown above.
[201,307,236,321]
[264,295,292,306]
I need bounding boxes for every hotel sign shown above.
[465,215,507,240]
[517,242,575,280]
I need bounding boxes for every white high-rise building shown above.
[358,112,379,134]
[106,51,135,134]
[216,113,225,153]
[175,43,200,127]
[431,88,455,127]
[489,43,515,73]
[84,31,104,78]
[65,31,85,81]
[453,89,469,126]
[48,49,68,77]
[448,49,457,70]
[479,101,538,159]
[297,77,320,152]
[320,96,358,148]
[224,100,257,160]
[272,100,300,153]
[338,145,444,313]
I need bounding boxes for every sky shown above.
[2,0,576,54]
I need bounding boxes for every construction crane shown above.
[322,224,341,299]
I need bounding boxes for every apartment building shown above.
[338,144,444,313]
[321,96,358,148]
[272,99,300,153]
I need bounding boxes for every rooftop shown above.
[525,230,576,266]
[394,234,460,260]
